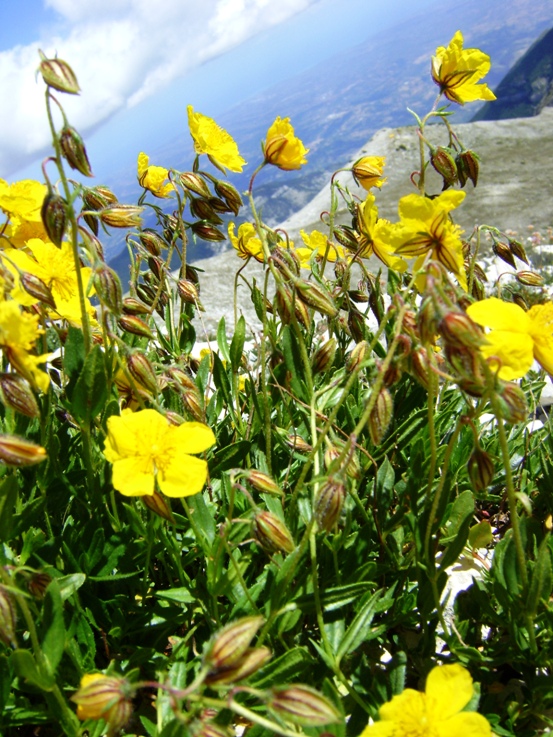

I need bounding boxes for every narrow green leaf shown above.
[155,587,195,604]
[0,475,19,543]
[526,535,552,617]
[11,649,54,691]
[217,316,231,363]
[40,580,65,672]
[230,315,246,372]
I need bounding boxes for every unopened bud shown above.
[269,685,341,726]
[333,225,359,251]
[180,171,212,199]
[81,186,117,212]
[496,382,528,424]
[41,193,67,247]
[205,616,264,670]
[244,469,283,496]
[410,346,431,390]
[38,51,80,94]
[117,315,154,339]
[346,340,368,373]
[314,478,346,531]
[253,510,295,554]
[72,673,133,731]
[324,442,360,480]
[177,279,201,306]
[100,205,143,229]
[456,150,479,187]
[515,271,544,287]
[0,374,40,418]
[468,447,495,491]
[206,646,272,686]
[189,197,223,225]
[27,571,52,599]
[122,297,150,316]
[348,289,369,303]
[508,239,528,264]
[59,126,93,176]
[214,180,243,215]
[430,146,458,187]
[492,241,516,269]
[0,434,47,466]
[143,490,175,522]
[417,297,439,344]
[191,222,225,242]
[294,279,337,318]
[78,226,104,261]
[127,353,158,395]
[191,721,232,737]
[512,294,528,311]
[312,338,337,374]
[0,586,17,647]
[138,229,168,256]
[367,386,393,445]
[272,246,300,278]
[182,387,204,422]
[18,272,55,310]
[348,307,365,343]
[284,434,312,454]
[438,310,485,349]
[93,266,123,316]
[351,156,386,191]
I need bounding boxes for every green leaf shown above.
[155,587,195,604]
[209,440,251,477]
[251,647,315,688]
[57,573,86,601]
[185,493,216,545]
[441,490,474,543]
[71,344,108,423]
[63,325,85,380]
[281,325,308,402]
[439,514,472,572]
[230,315,246,373]
[526,535,552,617]
[0,475,18,543]
[11,649,54,691]
[336,587,394,661]
[217,316,231,363]
[40,580,65,672]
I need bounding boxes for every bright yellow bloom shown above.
[0,301,50,391]
[187,106,246,173]
[264,117,309,171]
[466,297,553,380]
[137,152,173,198]
[356,194,407,272]
[296,229,347,268]
[392,190,467,288]
[104,408,216,497]
[228,222,265,263]
[432,31,497,105]
[360,664,491,737]
[351,156,386,190]
[0,179,49,248]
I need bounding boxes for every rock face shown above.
[473,27,553,121]
[191,107,553,335]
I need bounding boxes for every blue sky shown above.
[0,0,440,181]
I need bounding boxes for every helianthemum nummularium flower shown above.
[263,117,308,171]
[228,222,265,263]
[104,408,216,497]
[351,156,386,191]
[187,106,246,173]
[432,31,496,105]
[0,300,51,391]
[355,193,407,272]
[0,178,49,247]
[360,663,491,737]
[137,152,173,198]
[466,297,553,380]
[296,229,347,268]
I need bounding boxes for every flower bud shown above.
[430,146,458,187]
[0,586,17,647]
[284,434,312,454]
[214,180,243,215]
[59,126,93,176]
[143,490,175,522]
[348,307,365,343]
[468,447,495,491]
[18,272,56,310]
[244,470,283,496]
[515,271,544,287]
[127,353,158,396]
[180,171,212,199]
[191,721,232,737]
[272,246,301,278]
[269,685,341,726]
[324,441,360,480]
[508,239,528,264]
[41,193,67,247]
[204,616,264,671]
[410,346,431,390]
[38,51,80,94]
[312,338,337,374]
[438,311,485,349]
[117,315,154,339]
[82,186,118,212]
[0,434,47,466]
[512,294,528,311]
[100,205,143,229]
[253,510,295,554]
[456,150,479,187]
[27,571,52,599]
[182,387,205,422]
[348,289,369,304]
[71,673,133,731]
[206,646,272,686]
[78,226,104,261]
[189,197,223,225]
[0,374,40,418]
[492,241,516,269]
[496,382,528,424]
[367,386,393,445]
[138,229,168,256]
[333,225,359,251]
[93,266,123,316]
[122,297,151,316]
[177,279,202,306]
[314,478,346,531]
[294,279,338,318]
[417,297,439,344]
[346,340,368,373]
[190,222,225,242]
[351,156,386,190]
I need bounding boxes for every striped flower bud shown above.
[81,186,115,213]
[496,382,528,424]
[0,435,47,466]
[72,673,133,731]
[182,387,204,422]
[214,180,243,215]
[346,340,368,373]
[311,337,337,374]
[177,279,201,306]
[515,271,544,287]
[189,197,223,225]
[180,171,212,199]
[348,289,369,303]
[410,346,431,390]
[508,239,528,264]
[117,315,154,339]
[127,353,158,396]
[27,571,52,599]
[143,490,175,522]
[294,279,338,318]
[0,585,17,647]
[0,374,40,418]
[269,685,341,726]
[324,441,360,480]
[333,225,359,251]
[253,510,295,554]
[438,310,485,350]
[122,297,151,316]
[367,386,393,445]
[191,720,233,737]
[244,469,283,496]
[59,125,93,176]
[78,226,104,260]
[272,246,301,278]
[41,193,67,247]
[468,447,495,492]
[284,434,312,454]
[492,241,516,269]
[314,478,346,531]
[93,266,123,316]
[430,146,458,187]
[38,51,80,94]
[190,222,225,242]
[138,229,168,256]
[205,646,272,686]
[204,616,264,671]
[347,307,365,343]
[456,149,479,187]
[100,205,143,229]
[20,272,56,309]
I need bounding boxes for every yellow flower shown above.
[0,179,49,247]
[431,31,497,105]
[187,106,246,173]
[0,300,51,391]
[137,152,173,198]
[356,194,407,272]
[360,664,491,737]
[263,117,309,171]
[392,190,467,288]
[228,222,265,263]
[296,229,347,268]
[351,156,386,191]
[103,408,216,497]
[466,297,553,380]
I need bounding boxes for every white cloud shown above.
[0,0,317,175]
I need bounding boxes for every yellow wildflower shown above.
[392,190,467,288]
[0,300,51,391]
[103,408,216,497]
[137,152,173,198]
[356,193,407,272]
[360,663,491,737]
[187,106,246,173]
[351,156,386,190]
[296,229,347,269]
[228,222,265,263]
[263,117,309,171]
[432,31,497,105]
[0,179,49,247]
[466,297,553,380]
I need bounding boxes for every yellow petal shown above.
[173,421,216,454]
[379,689,426,723]
[480,330,534,380]
[425,664,473,720]
[158,454,208,497]
[436,712,491,737]
[467,297,529,333]
[111,456,155,496]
